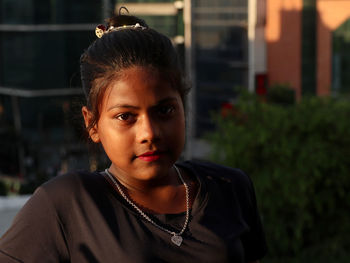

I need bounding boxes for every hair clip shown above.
[95,23,147,38]
[95,24,106,38]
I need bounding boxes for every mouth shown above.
[137,151,163,162]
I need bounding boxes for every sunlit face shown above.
[83,66,185,184]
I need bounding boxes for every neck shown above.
[108,165,180,194]
[106,166,189,214]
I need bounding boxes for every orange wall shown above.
[266,0,350,98]
[266,0,303,99]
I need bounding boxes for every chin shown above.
[137,164,172,180]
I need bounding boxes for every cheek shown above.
[168,116,186,146]
[97,122,134,155]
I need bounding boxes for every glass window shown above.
[0,0,101,24]
[0,0,102,176]
[138,15,178,36]
[332,18,350,94]
[0,31,93,89]
[195,0,247,8]
[194,24,248,135]
[118,0,174,3]
[0,0,34,24]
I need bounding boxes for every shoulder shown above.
[0,170,106,224]
[179,160,252,189]
[36,170,106,212]
[178,160,257,214]
[179,160,268,260]
[40,170,101,195]
[0,172,99,261]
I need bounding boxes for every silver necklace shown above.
[104,166,189,246]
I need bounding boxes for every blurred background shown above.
[1,0,350,262]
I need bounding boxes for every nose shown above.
[136,114,160,144]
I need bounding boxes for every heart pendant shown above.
[171,235,183,246]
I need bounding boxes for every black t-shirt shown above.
[0,160,267,262]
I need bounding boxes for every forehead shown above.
[118,66,162,86]
[102,66,179,106]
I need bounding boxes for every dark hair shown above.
[80,14,188,132]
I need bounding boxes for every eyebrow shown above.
[107,97,178,111]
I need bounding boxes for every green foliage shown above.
[207,91,350,260]
[0,180,7,196]
[267,83,296,105]
[0,177,21,196]
[0,172,50,196]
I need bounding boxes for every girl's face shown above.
[83,66,185,184]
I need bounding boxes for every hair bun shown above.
[106,7,148,28]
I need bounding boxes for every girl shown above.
[0,13,267,262]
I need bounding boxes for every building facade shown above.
[0,0,107,177]
[265,0,350,99]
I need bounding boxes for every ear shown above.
[82,106,100,143]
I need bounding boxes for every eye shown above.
[116,113,136,123]
[158,105,175,116]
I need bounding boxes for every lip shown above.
[137,151,163,162]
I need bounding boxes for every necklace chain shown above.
[104,166,190,245]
